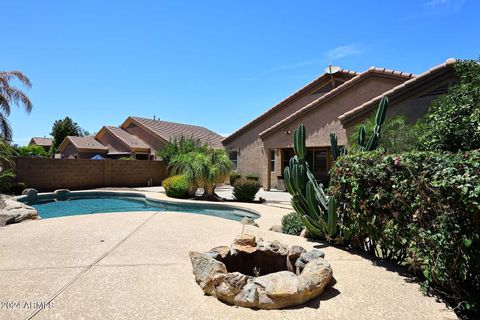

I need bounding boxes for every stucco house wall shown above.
[223,73,356,185]
[123,122,166,156]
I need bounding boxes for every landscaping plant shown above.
[245,173,259,181]
[162,175,191,199]
[0,71,33,141]
[420,59,480,152]
[232,178,260,202]
[281,211,304,236]
[229,172,241,185]
[157,136,207,165]
[170,148,232,201]
[330,96,389,160]
[15,145,48,158]
[329,150,480,314]
[283,124,346,242]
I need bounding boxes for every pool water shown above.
[30,196,259,221]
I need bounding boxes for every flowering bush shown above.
[329,150,480,313]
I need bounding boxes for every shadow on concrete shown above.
[284,278,340,310]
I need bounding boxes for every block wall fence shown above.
[15,158,167,192]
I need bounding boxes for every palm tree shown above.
[0,71,33,141]
[0,140,16,185]
[170,149,232,201]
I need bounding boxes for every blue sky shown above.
[2,0,479,145]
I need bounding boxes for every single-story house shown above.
[223,58,458,190]
[58,136,108,159]
[57,116,224,160]
[28,137,53,152]
[120,116,224,151]
[95,126,152,160]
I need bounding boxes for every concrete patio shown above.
[0,193,456,320]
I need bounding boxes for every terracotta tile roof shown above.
[29,137,53,147]
[62,135,108,152]
[129,117,224,148]
[339,58,457,124]
[103,126,150,151]
[259,67,415,138]
[222,69,359,144]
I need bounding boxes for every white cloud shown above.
[326,45,363,61]
[424,0,465,12]
[269,58,322,72]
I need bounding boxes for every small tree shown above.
[157,136,207,165]
[50,117,87,155]
[15,145,48,158]
[170,148,232,201]
[420,59,480,152]
[0,71,33,141]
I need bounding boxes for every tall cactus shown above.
[284,124,340,241]
[329,96,389,160]
[330,132,348,161]
[358,96,389,151]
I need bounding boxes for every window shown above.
[228,151,238,170]
[270,150,276,172]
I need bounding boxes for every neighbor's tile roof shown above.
[104,126,150,150]
[130,117,224,148]
[338,58,457,124]
[222,69,359,144]
[66,135,108,151]
[30,137,53,147]
[259,67,415,138]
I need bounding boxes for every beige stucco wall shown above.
[262,76,406,149]
[96,130,130,154]
[62,143,106,159]
[123,123,165,157]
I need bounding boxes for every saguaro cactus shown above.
[284,124,340,241]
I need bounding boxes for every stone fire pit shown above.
[189,234,333,309]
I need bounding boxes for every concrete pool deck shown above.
[0,192,457,320]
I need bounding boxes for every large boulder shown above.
[189,252,227,295]
[295,249,326,273]
[0,198,39,226]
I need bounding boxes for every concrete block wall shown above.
[15,158,167,192]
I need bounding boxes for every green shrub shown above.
[233,178,261,202]
[420,59,480,152]
[281,212,304,235]
[245,173,259,181]
[329,150,480,313]
[162,175,190,199]
[0,181,27,195]
[229,172,241,185]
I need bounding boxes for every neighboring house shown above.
[58,136,108,159]
[120,116,224,150]
[95,126,151,159]
[223,59,458,190]
[56,116,224,160]
[28,137,53,152]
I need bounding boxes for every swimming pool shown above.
[19,192,260,221]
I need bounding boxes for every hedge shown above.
[328,150,480,312]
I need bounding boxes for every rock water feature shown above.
[189,234,333,309]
